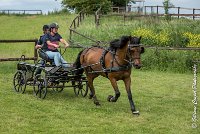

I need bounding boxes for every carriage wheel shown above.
[72,80,88,97]
[33,74,47,99]
[13,70,26,93]
[52,82,64,93]
[72,81,79,96]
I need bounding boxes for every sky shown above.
[0,0,63,14]
[0,0,199,14]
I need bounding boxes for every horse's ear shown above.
[129,35,132,40]
[141,47,145,54]
[139,36,142,41]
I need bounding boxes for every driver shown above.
[43,22,70,68]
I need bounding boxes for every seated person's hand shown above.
[53,44,59,48]
[64,43,69,48]
[35,45,42,49]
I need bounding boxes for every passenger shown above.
[43,22,71,68]
[35,25,50,76]
[35,25,49,50]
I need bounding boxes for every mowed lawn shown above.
[0,14,199,133]
[0,62,199,134]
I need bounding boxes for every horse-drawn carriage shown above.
[13,53,88,99]
[13,35,144,115]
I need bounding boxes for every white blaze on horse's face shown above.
[129,46,145,69]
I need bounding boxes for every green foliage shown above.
[111,0,127,6]
[163,0,174,14]
[141,49,200,73]
[69,15,200,73]
[0,14,199,73]
[61,0,130,13]
[62,0,112,14]
[163,0,174,20]
[130,19,200,48]
[183,32,200,47]
[48,8,71,15]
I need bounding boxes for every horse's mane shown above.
[109,36,130,49]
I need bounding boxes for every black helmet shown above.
[49,22,59,29]
[43,25,49,31]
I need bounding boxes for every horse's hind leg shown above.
[123,77,139,115]
[87,75,100,106]
[107,78,121,102]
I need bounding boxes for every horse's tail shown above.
[74,50,84,76]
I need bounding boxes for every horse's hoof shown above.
[94,101,101,106]
[89,94,93,99]
[132,110,140,115]
[95,103,101,106]
[107,95,113,102]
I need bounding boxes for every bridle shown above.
[125,43,141,65]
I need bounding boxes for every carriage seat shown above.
[38,49,54,65]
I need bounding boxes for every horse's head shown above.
[127,36,145,69]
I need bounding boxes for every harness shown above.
[99,47,132,78]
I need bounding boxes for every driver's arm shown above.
[60,39,69,48]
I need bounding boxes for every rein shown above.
[99,45,134,76]
[79,42,141,76]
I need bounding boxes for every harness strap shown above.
[99,48,132,78]
[100,49,109,77]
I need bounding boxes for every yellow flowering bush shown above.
[132,28,172,46]
[183,32,200,47]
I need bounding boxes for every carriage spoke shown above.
[13,70,26,93]
[33,74,47,99]
[14,83,20,92]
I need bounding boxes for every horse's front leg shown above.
[107,78,121,102]
[123,77,139,115]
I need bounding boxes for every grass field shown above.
[0,66,199,133]
[0,14,199,133]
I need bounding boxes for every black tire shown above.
[33,74,47,99]
[72,80,88,97]
[72,81,79,96]
[80,81,88,97]
[13,70,26,93]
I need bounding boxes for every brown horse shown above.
[74,36,144,114]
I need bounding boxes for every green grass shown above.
[0,66,199,133]
[0,14,200,133]
[0,14,199,73]
[0,14,75,40]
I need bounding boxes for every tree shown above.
[163,0,174,20]
[163,0,174,15]
[111,0,127,7]
[62,0,112,13]
[61,0,132,13]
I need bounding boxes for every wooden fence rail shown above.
[0,39,38,62]
[0,10,42,15]
[69,9,86,41]
[143,45,200,51]
[143,6,200,20]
